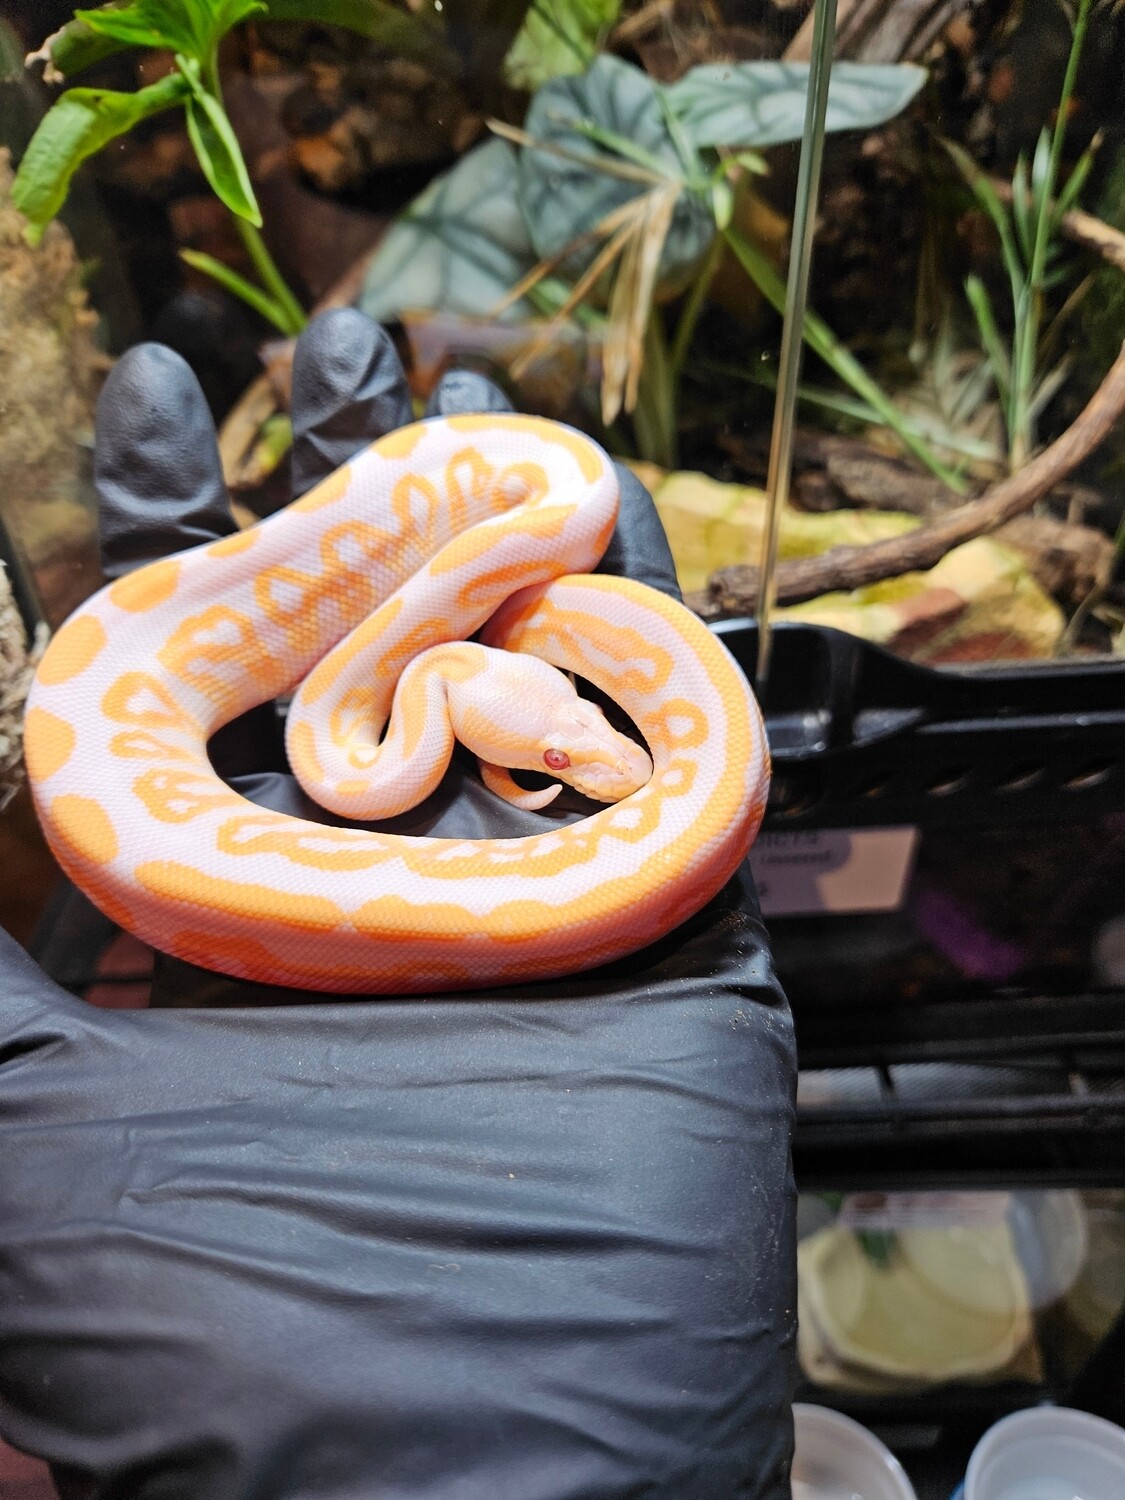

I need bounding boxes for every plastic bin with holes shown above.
[724,620,1125,1497]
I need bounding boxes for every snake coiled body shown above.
[25,414,769,994]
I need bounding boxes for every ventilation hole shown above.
[1063,761,1116,791]
[768,774,821,819]
[924,766,972,797]
[850,770,893,799]
[995,763,1045,793]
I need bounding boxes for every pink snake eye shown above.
[543,749,570,771]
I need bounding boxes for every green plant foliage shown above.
[359,49,938,469]
[944,0,1100,471]
[26,16,126,80]
[504,0,621,92]
[76,0,265,58]
[518,55,714,295]
[264,0,457,74]
[665,60,926,151]
[359,138,535,324]
[179,54,261,222]
[11,71,191,240]
[16,0,297,326]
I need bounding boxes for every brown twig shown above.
[695,341,1125,617]
[610,0,676,47]
[784,0,970,63]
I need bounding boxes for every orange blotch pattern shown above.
[375,425,427,460]
[133,768,242,823]
[297,595,405,709]
[445,414,605,484]
[22,708,76,781]
[109,730,194,762]
[328,684,381,756]
[108,558,181,613]
[50,794,119,866]
[647,698,709,753]
[217,813,395,872]
[207,528,260,557]
[429,502,571,580]
[157,605,280,713]
[37,614,107,685]
[504,597,675,700]
[135,861,346,935]
[391,472,442,536]
[103,671,195,731]
[290,460,354,514]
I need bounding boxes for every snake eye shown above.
[543,749,570,771]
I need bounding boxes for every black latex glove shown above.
[1,311,796,1500]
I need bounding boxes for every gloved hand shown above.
[0,311,796,1500]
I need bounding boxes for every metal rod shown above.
[755,0,840,689]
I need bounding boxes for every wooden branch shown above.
[696,341,1125,617]
[610,0,675,47]
[784,0,969,63]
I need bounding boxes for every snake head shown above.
[540,697,653,804]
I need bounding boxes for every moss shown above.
[0,149,101,623]
[0,560,40,809]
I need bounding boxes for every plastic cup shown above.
[962,1407,1125,1500]
[792,1403,918,1500]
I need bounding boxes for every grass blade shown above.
[964,273,1011,407]
[723,222,967,491]
[180,249,296,334]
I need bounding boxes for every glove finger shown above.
[424,368,514,418]
[289,309,413,500]
[95,343,235,580]
[0,925,84,1041]
[597,462,682,600]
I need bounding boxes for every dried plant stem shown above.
[695,340,1125,615]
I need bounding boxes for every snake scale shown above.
[25,414,769,994]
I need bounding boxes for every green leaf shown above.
[1054,140,1096,222]
[632,309,677,468]
[722,222,968,492]
[664,60,927,151]
[1030,127,1052,216]
[711,178,734,230]
[943,137,1026,302]
[504,0,620,93]
[858,1229,896,1267]
[214,0,268,34]
[77,0,265,58]
[1011,154,1034,265]
[11,71,192,240]
[358,137,536,323]
[566,119,677,180]
[179,57,262,224]
[75,2,200,54]
[519,55,715,295]
[26,15,131,81]
[964,273,1011,407]
[73,4,180,51]
[180,248,296,332]
[264,0,458,74]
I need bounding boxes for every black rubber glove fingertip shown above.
[95,343,234,578]
[290,310,413,497]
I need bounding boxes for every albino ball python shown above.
[24,414,769,994]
